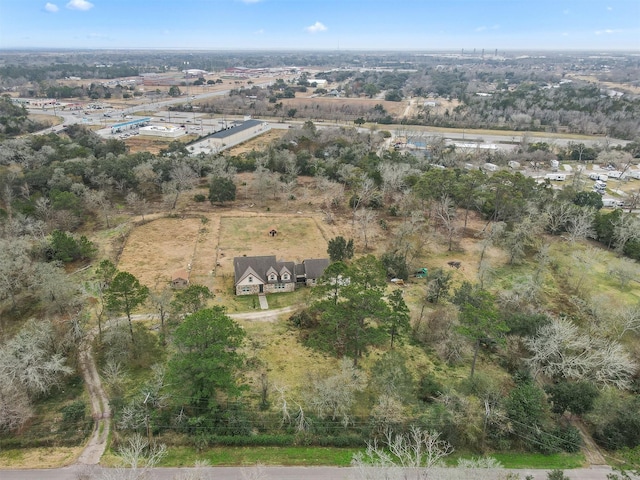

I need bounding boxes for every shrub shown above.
[61,401,86,426]
[547,470,570,480]
[417,374,444,403]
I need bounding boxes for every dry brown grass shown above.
[226,129,288,156]
[117,215,212,290]
[29,113,61,126]
[123,136,175,154]
[0,446,82,468]
[278,95,407,117]
[567,74,640,95]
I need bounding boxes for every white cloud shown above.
[595,28,621,35]
[475,24,499,32]
[254,29,264,35]
[305,21,327,34]
[239,0,262,3]
[607,6,613,10]
[44,2,59,12]
[66,0,94,11]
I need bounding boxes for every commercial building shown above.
[207,119,270,150]
[138,125,185,138]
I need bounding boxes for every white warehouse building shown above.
[208,119,270,150]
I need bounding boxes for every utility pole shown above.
[143,392,151,445]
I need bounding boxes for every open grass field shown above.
[29,113,61,126]
[216,215,330,272]
[123,135,183,154]
[116,215,214,290]
[116,208,341,306]
[279,95,407,117]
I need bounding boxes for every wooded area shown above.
[0,50,639,478]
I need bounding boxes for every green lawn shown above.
[151,446,587,469]
[489,452,586,469]
[160,446,358,467]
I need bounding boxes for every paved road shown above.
[0,465,624,480]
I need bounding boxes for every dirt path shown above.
[73,306,293,465]
[574,419,608,466]
[75,329,111,465]
[229,306,296,322]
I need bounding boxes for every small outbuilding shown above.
[268,227,278,237]
[171,269,190,289]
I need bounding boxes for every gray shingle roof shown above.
[302,258,330,280]
[233,255,295,284]
[210,119,264,140]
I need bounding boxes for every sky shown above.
[0,0,638,51]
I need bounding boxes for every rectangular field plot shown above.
[215,215,329,278]
[117,216,216,290]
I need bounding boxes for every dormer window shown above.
[269,274,276,281]
[283,273,290,280]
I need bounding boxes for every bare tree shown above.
[149,285,173,343]
[253,157,273,206]
[565,206,596,243]
[0,238,33,308]
[434,195,459,251]
[351,426,453,480]
[102,360,127,398]
[524,317,637,389]
[477,222,505,273]
[31,262,84,315]
[500,212,544,265]
[208,156,237,180]
[613,304,640,340]
[612,212,640,255]
[391,210,425,267]
[307,358,367,427]
[167,164,198,210]
[0,319,72,431]
[608,257,638,289]
[126,191,148,221]
[544,201,573,235]
[379,162,413,197]
[0,381,32,432]
[355,208,378,249]
[350,177,376,228]
[99,433,166,480]
[85,190,113,228]
[240,463,270,480]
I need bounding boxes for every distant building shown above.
[139,125,185,138]
[140,73,181,86]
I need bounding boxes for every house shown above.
[171,269,190,289]
[234,256,296,295]
[299,258,330,286]
[233,256,329,295]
